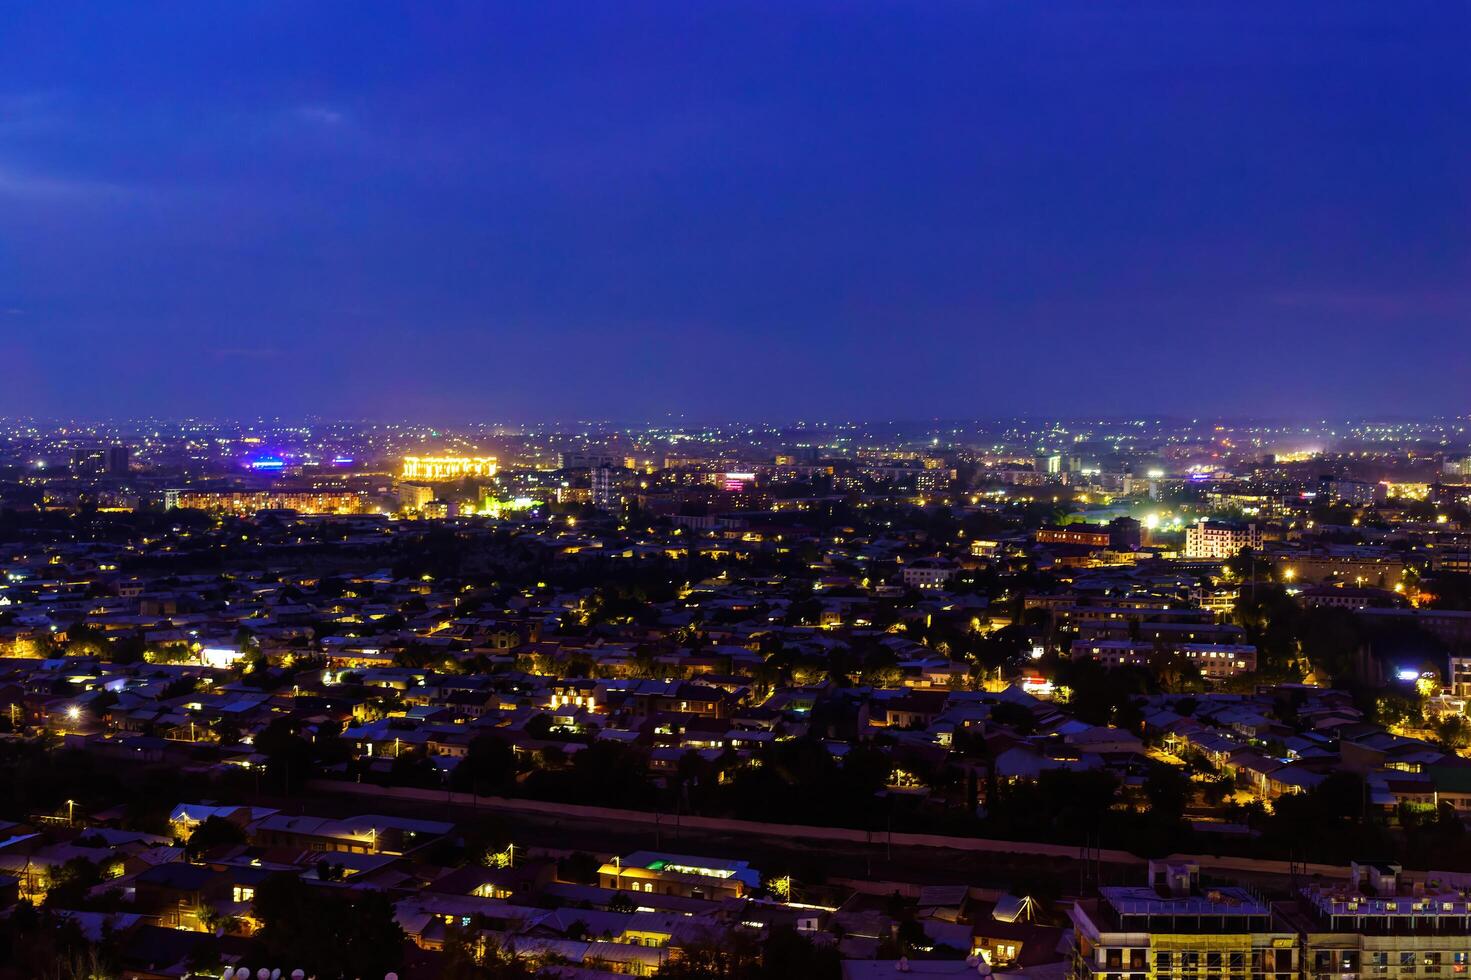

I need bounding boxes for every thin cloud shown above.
[1269,288,1471,319]
[0,163,139,203]
[295,104,347,126]
[0,90,72,137]
[213,347,283,360]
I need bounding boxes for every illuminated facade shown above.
[479,493,538,518]
[397,483,435,513]
[598,851,760,901]
[1294,863,1471,980]
[1184,520,1263,559]
[169,490,367,516]
[1070,639,1258,679]
[1070,863,1298,980]
[720,472,755,492]
[400,456,498,481]
[1037,523,1113,547]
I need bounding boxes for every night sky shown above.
[1,2,1468,422]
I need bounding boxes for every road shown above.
[284,779,1354,895]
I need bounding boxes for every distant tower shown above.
[592,465,621,512]
[105,445,130,476]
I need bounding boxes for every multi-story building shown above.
[1289,863,1471,980]
[1190,585,1241,616]
[1070,862,1298,980]
[592,465,630,512]
[1359,609,1471,651]
[74,445,130,476]
[598,851,760,902]
[1449,654,1471,698]
[901,557,960,590]
[169,489,367,516]
[1320,478,1380,507]
[1037,524,1113,548]
[399,456,497,481]
[559,451,625,470]
[1111,517,1144,551]
[1185,521,1263,560]
[1277,551,1408,590]
[1296,586,1405,611]
[1073,861,1471,980]
[1070,640,1258,680]
[396,482,435,513]
[1443,457,1471,482]
[105,445,130,476]
[71,446,108,474]
[914,468,954,493]
[971,539,1002,559]
[1077,619,1247,649]
[996,467,1049,486]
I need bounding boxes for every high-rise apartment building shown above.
[591,465,629,512]
[105,445,130,475]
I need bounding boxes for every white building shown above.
[901,558,960,590]
[1184,520,1262,560]
[591,465,627,512]
[1449,654,1471,698]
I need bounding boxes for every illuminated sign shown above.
[1020,675,1055,697]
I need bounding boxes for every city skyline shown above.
[0,403,1467,979]
[3,1,1470,421]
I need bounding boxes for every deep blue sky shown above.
[1,2,1467,422]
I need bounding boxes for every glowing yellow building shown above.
[400,456,498,481]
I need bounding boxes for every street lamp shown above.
[66,800,75,825]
